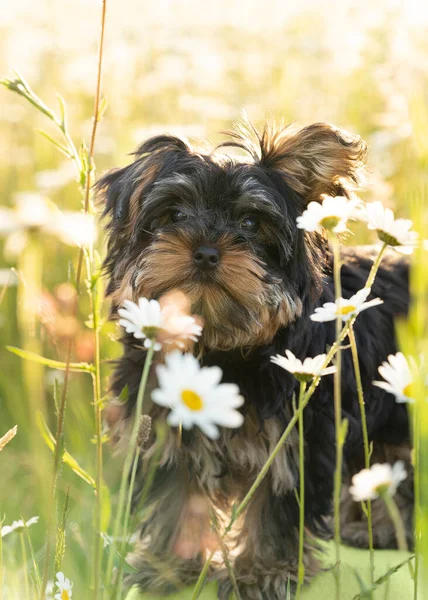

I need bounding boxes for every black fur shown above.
[98,123,411,598]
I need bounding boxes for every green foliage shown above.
[1,1,428,598]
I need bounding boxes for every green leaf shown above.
[118,385,129,405]
[100,483,111,532]
[6,346,93,373]
[37,129,72,159]
[54,486,70,576]
[56,93,67,129]
[352,555,415,599]
[339,418,349,446]
[36,412,96,487]
[21,517,42,596]
[99,96,108,121]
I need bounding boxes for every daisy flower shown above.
[151,351,244,439]
[270,350,336,382]
[310,287,383,323]
[118,298,163,350]
[296,195,361,234]
[349,462,407,502]
[364,201,418,253]
[54,572,73,600]
[118,294,202,351]
[1,516,39,538]
[373,352,414,403]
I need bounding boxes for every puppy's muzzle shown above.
[192,246,220,271]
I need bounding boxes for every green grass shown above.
[0,1,427,598]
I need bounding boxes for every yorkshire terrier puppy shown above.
[98,121,412,599]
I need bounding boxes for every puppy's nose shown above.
[193,246,220,270]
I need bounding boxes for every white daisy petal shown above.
[118,296,202,349]
[152,352,244,439]
[373,352,414,403]
[271,350,336,381]
[296,195,361,233]
[310,287,382,323]
[349,462,407,502]
[365,201,418,251]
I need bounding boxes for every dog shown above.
[97,120,413,599]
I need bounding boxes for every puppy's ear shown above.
[258,122,367,203]
[95,135,192,228]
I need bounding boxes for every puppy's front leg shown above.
[217,481,320,600]
[127,465,215,594]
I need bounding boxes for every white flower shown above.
[364,201,418,253]
[151,351,244,439]
[373,352,414,403]
[310,288,383,323]
[54,572,73,600]
[118,295,202,351]
[1,516,39,538]
[118,298,163,350]
[349,462,407,502]
[270,350,336,382]
[296,195,361,233]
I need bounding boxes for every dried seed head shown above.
[137,415,152,450]
[0,425,18,451]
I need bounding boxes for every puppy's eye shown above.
[170,209,188,223]
[240,216,258,231]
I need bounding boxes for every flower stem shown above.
[413,402,421,599]
[349,326,374,589]
[192,241,389,598]
[87,251,104,599]
[296,381,307,599]
[106,345,156,598]
[365,243,388,289]
[331,234,343,600]
[38,2,107,596]
[382,493,408,552]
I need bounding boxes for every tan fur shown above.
[112,398,303,596]
[229,120,367,204]
[131,232,301,350]
[217,481,320,600]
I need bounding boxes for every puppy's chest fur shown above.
[150,407,298,497]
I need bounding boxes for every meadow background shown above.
[1,0,428,597]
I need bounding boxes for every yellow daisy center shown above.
[338,304,356,315]
[61,591,70,600]
[181,389,203,411]
[403,383,413,398]
[320,215,341,230]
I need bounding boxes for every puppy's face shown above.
[98,122,366,350]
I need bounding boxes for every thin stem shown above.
[413,403,420,600]
[382,493,408,552]
[115,444,141,599]
[88,253,104,599]
[331,234,343,600]
[349,326,374,589]
[192,549,216,600]
[39,3,107,596]
[365,243,388,289]
[296,381,307,599]
[20,533,30,600]
[192,241,389,598]
[106,345,156,598]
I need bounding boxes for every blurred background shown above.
[1,0,428,593]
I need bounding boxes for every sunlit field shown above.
[1,0,428,599]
